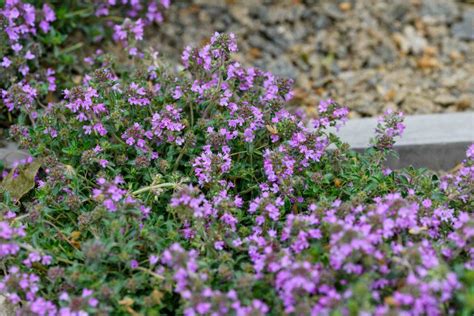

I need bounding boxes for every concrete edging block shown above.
[332,112,474,170]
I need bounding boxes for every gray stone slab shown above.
[332,112,474,170]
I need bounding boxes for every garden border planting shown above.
[1,0,474,312]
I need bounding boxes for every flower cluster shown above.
[0,215,25,258]
[113,18,146,56]
[92,176,150,218]
[1,82,37,114]
[170,185,242,245]
[161,243,269,316]
[92,176,130,212]
[95,0,170,25]
[372,109,406,150]
[150,105,185,145]
[440,144,474,206]
[193,145,232,186]
[64,86,109,136]
[0,1,56,84]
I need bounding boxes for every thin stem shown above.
[112,133,126,146]
[189,102,194,127]
[230,150,248,157]
[202,101,213,120]
[65,8,93,18]
[11,213,30,223]
[172,149,186,172]
[43,219,80,250]
[28,113,36,128]
[132,182,178,196]
[76,172,95,187]
[230,144,267,157]
[240,184,259,195]
[136,267,164,280]
[61,42,84,54]
[105,16,126,22]
[35,97,48,109]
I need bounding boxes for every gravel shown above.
[151,0,474,117]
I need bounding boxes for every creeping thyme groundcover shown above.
[0,4,473,316]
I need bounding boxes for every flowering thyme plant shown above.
[0,0,169,124]
[0,33,473,315]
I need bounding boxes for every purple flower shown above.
[193,145,232,186]
[130,259,139,269]
[466,143,474,159]
[373,110,405,150]
[149,255,159,266]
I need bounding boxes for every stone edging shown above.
[331,112,474,170]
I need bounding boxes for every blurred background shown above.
[153,0,474,118]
